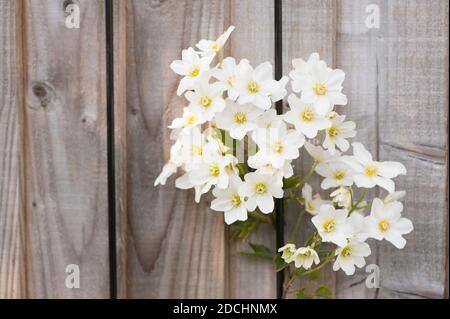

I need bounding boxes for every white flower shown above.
[185,77,226,121]
[293,247,320,270]
[255,109,283,129]
[342,143,407,193]
[235,61,278,110]
[312,204,352,246]
[323,115,356,154]
[383,190,406,203]
[284,94,331,138]
[215,99,263,140]
[278,243,297,263]
[290,53,322,80]
[347,212,369,242]
[302,183,330,215]
[270,76,289,102]
[333,239,371,275]
[251,123,305,169]
[211,57,250,100]
[169,107,205,132]
[154,140,184,186]
[330,186,352,209]
[292,58,347,115]
[178,126,208,169]
[196,25,235,56]
[365,198,413,249]
[239,172,283,214]
[315,161,354,190]
[211,175,248,225]
[170,47,214,95]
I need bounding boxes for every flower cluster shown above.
[155,27,413,282]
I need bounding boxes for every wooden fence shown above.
[0,0,448,298]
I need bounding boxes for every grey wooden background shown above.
[0,0,448,298]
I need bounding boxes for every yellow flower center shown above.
[209,164,220,177]
[227,77,234,87]
[300,107,315,122]
[255,182,267,194]
[334,170,345,180]
[364,165,378,177]
[211,42,220,52]
[247,81,260,94]
[300,250,312,258]
[188,66,200,78]
[199,96,212,108]
[378,219,390,232]
[323,220,335,233]
[272,141,283,154]
[234,112,247,124]
[186,115,197,126]
[307,201,315,211]
[191,145,203,156]
[328,126,339,138]
[341,246,352,257]
[231,194,242,208]
[313,83,327,96]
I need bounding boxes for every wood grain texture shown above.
[125,0,227,298]
[0,0,27,298]
[226,0,276,299]
[22,0,109,298]
[282,0,337,298]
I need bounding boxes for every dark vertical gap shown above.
[105,0,117,299]
[274,0,284,300]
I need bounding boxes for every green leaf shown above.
[315,285,332,299]
[238,242,273,261]
[295,288,313,299]
[236,163,249,176]
[283,176,300,189]
[230,218,260,241]
[306,269,321,281]
[273,253,289,272]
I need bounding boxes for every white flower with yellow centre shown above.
[333,239,371,275]
[304,142,341,164]
[235,61,278,110]
[311,204,352,246]
[239,172,283,214]
[170,47,214,95]
[185,77,226,121]
[323,114,356,154]
[177,126,208,169]
[251,123,305,169]
[301,183,331,215]
[196,25,235,56]
[315,161,354,190]
[278,243,297,263]
[293,246,320,270]
[211,57,250,101]
[365,198,413,249]
[330,186,352,209]
[169,107,205,133]
[341,143,407,193]
[290,55,347,116]
[284,94,331,138]
[215,100,263,140]
[211,175,248,225]
[290,53,322,79]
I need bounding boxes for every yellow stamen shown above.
[272,141,283,154]
[199,96,212,108]
[341,246,352,257]
[334,170,345,180]
[234,112,247,124]
[226,77,234,87]
[247,81,260,94]
[211,42,220,52]
[188,66,200,78]
[191,145,202,156]
[186,115,197,126]
[328,126,339,138]
[231,194,242,208]
[378,220,390,232]
[300,107,315,122]
[313,83,327,96]
[255,182,267,194]
[209,164,220,177]
[323,220,335,233]
[364,165,378,177]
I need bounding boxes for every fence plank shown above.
[374,0,449,299]
[226,0,276,299]
[124,0,227,298]
[282,0,337,298]
[0,0,27,298]
[22,0,109,298]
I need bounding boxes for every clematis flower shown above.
[315,161,354,190]
[333,239,371,275]
[239,172,283,214]
[323,114,356,154]
[365,198,413,249]
[211,57,250,100]
[215,100,263,140]
[341,143,407,193]
[196,25,235,56]
[302,183,331,215]
[330,186,352,209]
[169,107,205,133]
[170,47,214,95]
[284,94,331,138]
[251,122,305,169]
[293,246,320,270]
[278,243,297,263]
[211,175,248,225]
[291,57,347,116]
[347,212,370,242]
[290,52,322,80]
[185,77,226,121]
[312,204,352,246]
[235,61,278,110]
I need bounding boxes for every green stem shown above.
[248,211,272,224]
[297,161,319,188]
[288,208,305,242]
[300,252,335,276]
[348,188,368,214]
